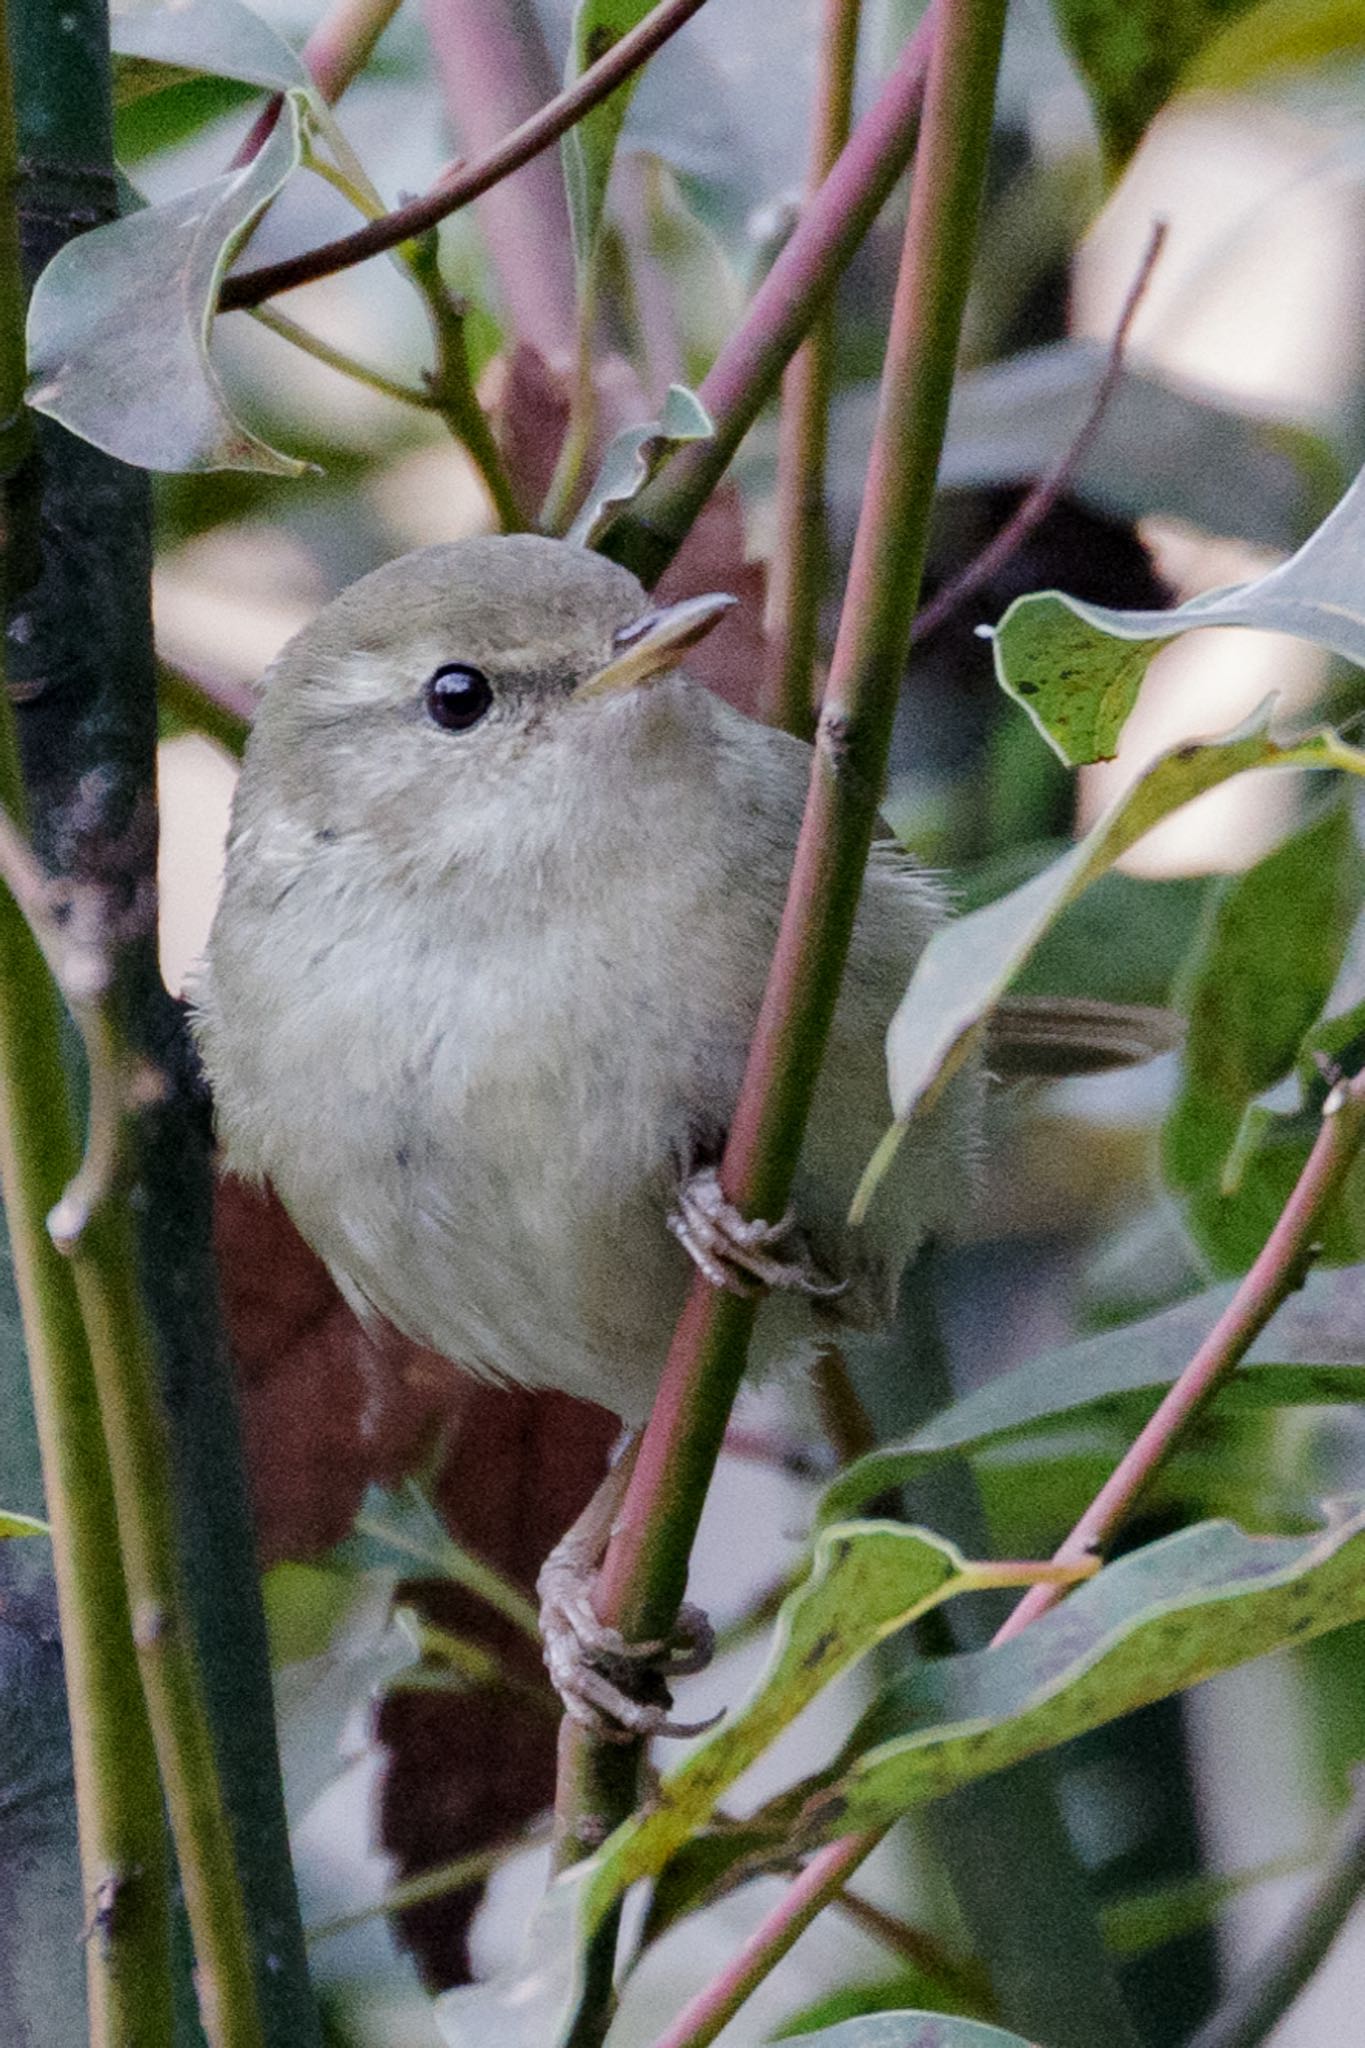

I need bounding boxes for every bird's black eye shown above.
[424,663,493,732]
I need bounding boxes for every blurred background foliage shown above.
[14,1,1365,2043]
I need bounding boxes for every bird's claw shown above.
[537,1542,719,1743]
[668,1165,846,1300]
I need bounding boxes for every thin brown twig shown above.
[912,217,1168,644]
[219,0,713,310]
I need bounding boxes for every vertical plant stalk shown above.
[10,4,319,2040]
[651,1063,1365,2048]
[422,0,579,360]
[599,1,940,588]
[554,9,1009,2041]
[0,24,172,2037]
[760,0,863,737]
[407,231,528,530]
[0,813,265,2048]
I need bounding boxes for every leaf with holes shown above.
[990,459,1365,766]
[26,91,310,475]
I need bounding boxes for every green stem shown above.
[760,0,863,737]
[247,302,438,411]
[64,1198,265,2048]
[539,280,600,536]
[232,0,402,166]
[554,5,1007,2036]
[11,6,319,2038]
[407,232,528,531]
[1185,1783,1365,2048]
[0,6,171,2039]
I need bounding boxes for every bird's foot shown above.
[537,1534,719,1744]
[668,1165,846,1300]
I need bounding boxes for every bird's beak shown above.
[574,592,737,700]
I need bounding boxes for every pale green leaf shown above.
[0,1511,48,1539]
[791,1501,1365,1843]
[864,710,1365,1217]
[783,2019,1039,2048]
[567,383,711,546]
[990,460,1365,766]
[26,92,310,475]
[111,0,306,92]
[819,1264,1365,1524]
[1182,0,1365,92]
[562,0,670,268]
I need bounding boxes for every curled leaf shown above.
[570,383,711,547]
[111,0,306,93]
[27,91,311,476]
[990,459,1365,766]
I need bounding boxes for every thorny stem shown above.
[760,0,864,737]
[0,809,267,2047]
[598,2,940,587]
[652,1060,1365,2048]
[913,217,1168,644]
[553,5,1008,2037]
[218,0,714,311]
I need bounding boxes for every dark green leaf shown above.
[1163,803,1365,1270]
[786,1500,1365,1842]
[820,1264,1365,1524]
[562,0,659,267]
[864,711,1365,1216]
[1051,0,1264,173]
[26,92,310,475]
[991,460,1365,765]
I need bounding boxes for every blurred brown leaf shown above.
[214,1171,616,1987]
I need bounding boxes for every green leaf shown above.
[820,1264,1365,1523]
[782,2020,1037,2048]
[568,383,711,546]
[1164,803,1365,1270]
[26,91,310,475]
[561,0,657,269]
[1182,0,1365,92]
[783,1499,1365,1844]
[942,341,1341,553]
[0,1510,48,1539]
[990,459,1365,766]
[1051,0,1264,174]
[111,0,306,93]
[863,710,1365,1216]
